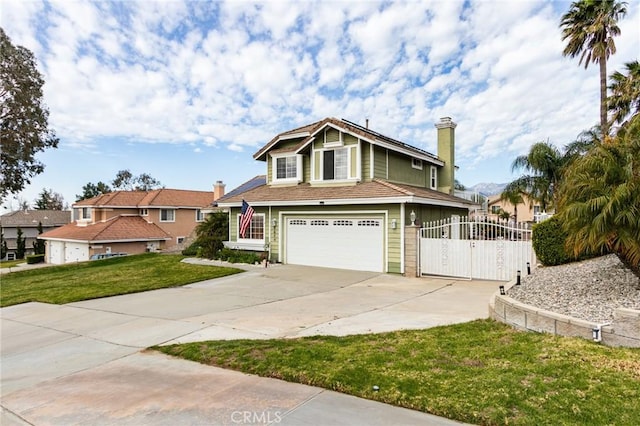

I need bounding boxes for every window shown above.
[80,207,91,220]
[238,214,264,240]
[491,205,501,214]
[276,156,297,179]
[195,209,205,222]
[430,166,437,190]
[177,237,185,244]
[412,158,423,170]
[160,209,175,222]
[139,209,148,216]
[323,148,348,180]
[533,205,541,215]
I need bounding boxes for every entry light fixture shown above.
[272,218,277,227]
[391,219,397,229]
[410,210,416,226]
[499,285,505,295]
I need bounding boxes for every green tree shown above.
[560,0,627,135]
[35,188,64,210]
[0,28,59,202]
[1,230,7,259]
[32,221,45,255]
[193,211,228,259]
[558,114,640,267]
[112,169,162,191]
[76,181,112,201]
[509,141,565,212]
[608,60,640,127]
[15,226,25,259]
[499,184,525,223]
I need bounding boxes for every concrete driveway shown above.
[1,262,498,425]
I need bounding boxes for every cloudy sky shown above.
[2,0,638,209]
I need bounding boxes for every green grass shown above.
[155,320,640,426]
[0,253,242,307]
[0,259,24,269]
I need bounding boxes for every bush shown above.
[532,217,571,266]
[181,243,199,256]
[26,254,45,264]
[216,248,261,264]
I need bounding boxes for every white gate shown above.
[420,216,535,281]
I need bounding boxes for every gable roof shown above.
[217,178,474,209]
[39,216,171,243]
[73,188,217,209]
[0,210,72,228]
[253,117,443,165]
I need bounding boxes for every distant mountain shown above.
[468,182,508,196]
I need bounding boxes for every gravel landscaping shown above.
[507,254,640,323]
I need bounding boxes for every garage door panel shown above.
[286,217,384,272]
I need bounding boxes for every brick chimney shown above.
[434,117,457,195]
[213,181,225,201]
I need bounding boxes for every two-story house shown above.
[216,117,475,273]
[39,184,225,264]
[0,210,72,260]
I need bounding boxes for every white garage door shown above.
[286,217,384,272]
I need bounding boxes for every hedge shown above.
[532,216,572,266]
[26,254,45,264]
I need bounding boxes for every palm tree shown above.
[558,114,640,267]
[509,141,565,212]
[499,185,525,224]
[560,0,627,135]
[608,60,640,127]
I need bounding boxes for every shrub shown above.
[181,243,199,256]
[532,217,571,266]
[26,254,45,264]
[216,248,261,264]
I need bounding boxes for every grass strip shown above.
[0,253,242,306]
[155,319,640,426]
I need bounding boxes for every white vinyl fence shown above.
[419,216,535,281]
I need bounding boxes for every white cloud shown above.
[2,0,638,205]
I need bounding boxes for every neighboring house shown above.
[39,184,225,264]
[216,116,476,274]
[486,194,552,223]
[0,210,72,260]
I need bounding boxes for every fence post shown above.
[404,225,420,277]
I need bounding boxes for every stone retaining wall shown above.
[489,279,640,348]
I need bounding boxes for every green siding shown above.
[303,155,310,183]
[350,146,357,178]
[387,151,426,187]
[373,146,387,179]
[361,143,371,181]
[406,204,469,227]
[344,134,358,145]
[313,152,320,180]
[266,156,272,184]
[326,128,340,143]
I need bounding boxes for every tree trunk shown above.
[600,54,608,135]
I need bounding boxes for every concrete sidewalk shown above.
[1,264,495,425]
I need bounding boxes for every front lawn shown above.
[0,253,242,307]
[156,319,640,426]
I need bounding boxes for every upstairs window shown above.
[80,207,91,220]
[272,154,301,183]
[276,156,297,179]
[160,209,175,222]
[430,166,437,190]
[139,209,148,216]
[196,209,205,222]
[412,158,423,170]
[323,148,348,180]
